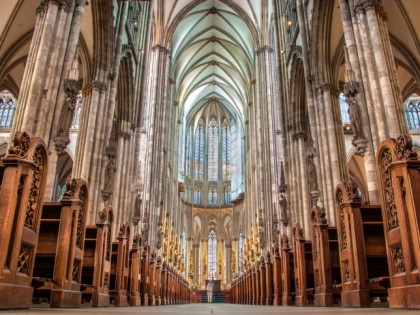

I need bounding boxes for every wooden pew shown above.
[335,181,389,307]
[129,234,141,306]
[376,135,420,309]
[311,206,341,307]
[265,251,273,305]
[293,223,315,306]
[109,222,130,306]
[33,177,88,308]
[280,234,293,305]
[0,132,48,309]
[80,206,113,306]
[271,241,282,305]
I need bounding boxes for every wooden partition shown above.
[33,177,88,308]
[0,132,48,309]
[293,223,314,306]
[280,234,293,305]
[81,206,113,306]
[129,234,141,306]
[376,135,420,309]
[110,223,130,306]
[335,181,389,307]
[311,206,341,306]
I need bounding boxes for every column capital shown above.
[152,44,170,55]
[292,131,307,141]
[255,45,273,55]
[91,80,108,92]
[343,81,360,98]
[317,83,340,97]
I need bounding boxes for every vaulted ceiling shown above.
[158,0,271,124]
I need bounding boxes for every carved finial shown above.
[293,223,304,241]
[395,134,418,161]
[9,131,31,157]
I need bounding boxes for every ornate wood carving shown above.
[0,131,48,309]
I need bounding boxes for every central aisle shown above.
[0,304,415,315]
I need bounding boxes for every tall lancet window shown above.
[208,230,217,280]
[0,90,17,128]
[222,118,231,180]
[185,125,193,176]
[208,116,219,181]
[194,119,204,179]
[208,186,218,205]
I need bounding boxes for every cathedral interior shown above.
[0,0,419,312]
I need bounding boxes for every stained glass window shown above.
[208,230,217,280]
[194,119,204,179]
[194,186,202,204]
[0,90,17,128]
[404,94,420,132]
[208,117,219,181]
[71,91,83,129]
[223,186,231,205]
[338,93,350,124]
[208,186,218,205]
[222,119,231,180]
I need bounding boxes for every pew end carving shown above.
[0,131,48,309]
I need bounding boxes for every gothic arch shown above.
[164,0,260,49]
[91,0,114,80]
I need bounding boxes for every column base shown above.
[92,292,110,307]
[51,288,82,308]
[113,292,129,307]
[314,292,333,307]
[389,284,420,309]
[129,294,141,306]
[0,283,33,309]
[341,288,370,307]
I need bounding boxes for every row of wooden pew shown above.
[0,132,189,309]
[231,135,420,309]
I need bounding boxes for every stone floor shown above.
[2,304,420,315]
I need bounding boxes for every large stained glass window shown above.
[222,118,231,180]
[208,230,217,280]
[208,117,219,181]
[194,119,204,179]
[186,114,233,206]
[0,90,17,128]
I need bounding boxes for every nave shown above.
[0,304,416,315]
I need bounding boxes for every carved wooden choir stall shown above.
[230,134,420,310]
[0,132,48,309]
[0,131,190,309]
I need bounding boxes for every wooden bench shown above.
[293,223,315,306]
[128,234,141,306]
[311,206,341,306]
[376,135,420,309]
[335,181,389,307]
[280,234,293,305]
[0,132,48,309]
[33,177,88,308]
[80,206,113,307]
[109,222,130,306]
